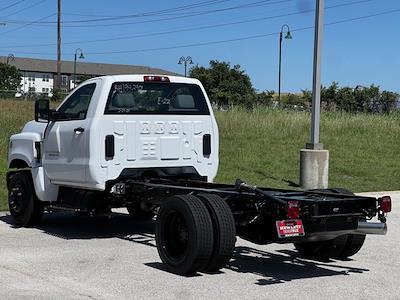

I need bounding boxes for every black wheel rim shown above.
[9,181,27,214]
[162,210,189,262]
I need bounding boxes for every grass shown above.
[215,107,400,192]
[1,100,399,210]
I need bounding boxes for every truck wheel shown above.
[126,201,154,220]
[326,188,367,259]
[155,195,213,275]
[8,171,44,227]
[196,193,236,272]
[337,234,366,259]
[296,188,366,259]
[294,235,348,259]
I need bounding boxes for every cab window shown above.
[104,82,210,115]
[57,83,96,120]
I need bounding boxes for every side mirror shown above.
[34,99,50,123]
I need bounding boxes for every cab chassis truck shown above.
[7,75,391,275]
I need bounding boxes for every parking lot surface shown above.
[0,192,399,299]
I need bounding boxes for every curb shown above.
[0,211,9,217]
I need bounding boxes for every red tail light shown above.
[287,201,300,219]
[144,76,170,82]
[379,196,392,213]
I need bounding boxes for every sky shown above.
[0,0,398,93]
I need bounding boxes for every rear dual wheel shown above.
[155,194,235,275]
[294,188,366,260]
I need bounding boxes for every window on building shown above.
[28,74,35,81]
[61,75,68,86]
[42,74,50,82]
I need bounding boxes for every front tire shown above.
[8,171,44,227]
[155,195,214,275]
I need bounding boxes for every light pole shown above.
[73,48,84,88]
[6,53,15,65]
[178,56,193,77]
[278,24,292,102]
[300,0,328,190]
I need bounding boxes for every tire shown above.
[338,234,366,259]
[295,187,366,259]
[8,171,44,227]
[126,201,154,221]
[155,195,214,275]
[328,188,366,259]
[294,235,348,259]
[196,193,236,272]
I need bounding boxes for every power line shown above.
[0,0,374,49]
[1,0,294,26]
[1,7,399,56]
[0,0,25,11]
[0,0,233,24]
[60,0,233,19]
[0,0,47,19]
[83,8,400,55]
[0,13,55,36]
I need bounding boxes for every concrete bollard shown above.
[300,149,329,190]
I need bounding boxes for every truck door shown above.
[42,83,97,186]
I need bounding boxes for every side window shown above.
[57,83,96,121]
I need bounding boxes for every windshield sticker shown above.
[157,97,171,105]
[114,83,144,93]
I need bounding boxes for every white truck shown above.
[7,74,391,275]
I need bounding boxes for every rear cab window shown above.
[104,82,210,115]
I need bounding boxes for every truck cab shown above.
[8,75,219,204]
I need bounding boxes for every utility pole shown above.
[56,0,61,90]
[299,0,329,190]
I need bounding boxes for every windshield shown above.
[104,82,210,115]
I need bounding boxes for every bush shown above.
[301,83,399,114]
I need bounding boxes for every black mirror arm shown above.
[49,110,60,122]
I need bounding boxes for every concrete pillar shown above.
[300,149,329,190]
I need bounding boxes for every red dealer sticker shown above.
[276,220,305,238]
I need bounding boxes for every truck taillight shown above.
[144,76,170,82]
[287,201,300,219]
[379,196,391,213]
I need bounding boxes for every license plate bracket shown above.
[276,219,305,238]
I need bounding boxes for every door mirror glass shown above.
[35,99,50,123]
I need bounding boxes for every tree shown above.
[189,60,257,108]
[0,62,22,91]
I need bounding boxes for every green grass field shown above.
[1,100,399,210]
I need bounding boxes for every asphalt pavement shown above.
[0,192,399,299]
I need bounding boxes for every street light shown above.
[73,48,84,88]
[299,0,328,190]
[6,53,15,64]
[178,56,193,77]
[278,24,292,102]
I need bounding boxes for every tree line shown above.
[0,60,398,113]
[190,60,399,113]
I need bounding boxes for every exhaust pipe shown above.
[355,221,387,235]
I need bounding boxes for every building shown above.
[0,56,176,96]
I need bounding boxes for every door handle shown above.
[74,127,85,134]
